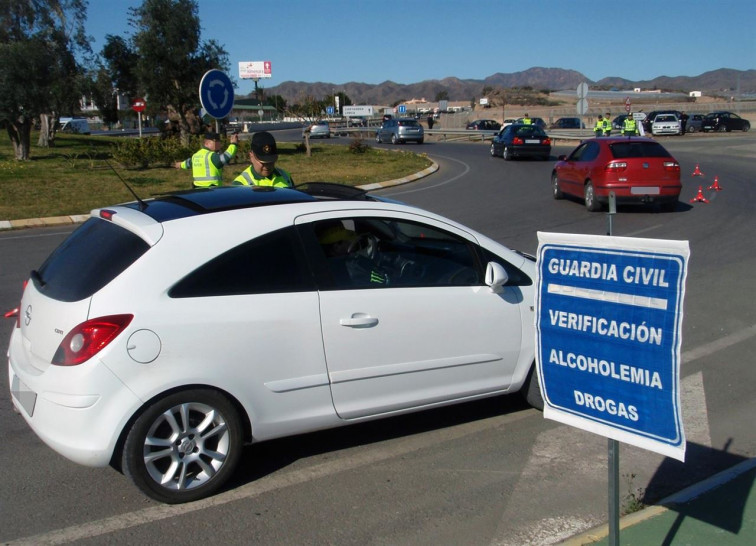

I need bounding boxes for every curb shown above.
[0,159,439,231]
[560,457,756,545]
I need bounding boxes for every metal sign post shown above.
[606,191,619,546]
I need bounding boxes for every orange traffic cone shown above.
[690,185,709,203]
[691,164,704,177]
[708,176,723,191]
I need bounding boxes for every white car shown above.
[651,114,681,136]
[7,183,540,503]
[304,121,330,138]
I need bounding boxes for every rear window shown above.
[398,120,420,127]
[609,141,672,159]
[34,218,150,302]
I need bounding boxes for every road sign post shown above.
[536,232,689,545]
[132,98,146,138]
[199,70,235,131]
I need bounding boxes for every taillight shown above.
[52,314,133,366]
[513,137,524,145]
[4,279,28,328]
[543,138,551,145]
[663,161,680,172]
[605,161,628,172]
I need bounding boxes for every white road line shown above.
[5,408,533,545]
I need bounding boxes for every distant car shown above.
[702,111,751,132]
[466,120,501,131]
[612,115,629,131]
[640,110,678,133]
[517,117,547,129]
[501,118,517,128]
[7,183,541,504]
[551,137,681,212]
[58,117,91,135]
[375,118,424,144]
[304,121,330,139]
[684,114,704,133]
[550,117,585,129]
[348,117,366,127]
[490,123,551,161]
[651,113,682,136]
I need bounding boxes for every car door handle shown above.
[339,314,379,328]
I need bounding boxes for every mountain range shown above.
[260,67,756,105]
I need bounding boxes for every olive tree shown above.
[0,0,90,158]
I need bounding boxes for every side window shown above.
[581,141,600,162]
[568,142,590,161]
[303,217,481,290]
[169,226,314,298]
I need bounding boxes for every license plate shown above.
[631,187,660,195]
[525,139,541,144]
[11,374,37,417]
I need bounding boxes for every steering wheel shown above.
[347,233,378,260]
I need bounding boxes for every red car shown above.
[551,137,681,212]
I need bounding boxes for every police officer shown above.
[603,112,612,137]
[594,114,604,137]
[175,132,239,188]
[623,113,639,136]
[521,113,532,125]
[233,131,294,188]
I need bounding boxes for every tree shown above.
[265,95,287,114]
[128,0,230,145]
[434,90,449,102]
[0,0,90,159]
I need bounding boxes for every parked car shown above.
[501,118,517,128]
[517,117,547,129]
[651,113,682,136]
[347,117,366,127]
[7,183,541,503]
[490,123,552,161]
[550,117,585,129]
[375,117,424,144]
[640,110,679,133]
[466,119,501,131]
[551,137,681,212]
[702,111,751,132]
[304,120,330,138]
[58,117,91,135]
[684,114,704,133]
[612,114,630,131]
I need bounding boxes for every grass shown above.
[0,134,433,221]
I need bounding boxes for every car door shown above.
[296,212,525,420]
[557,141,598,197]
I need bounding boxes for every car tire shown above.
[417,138,423,144]
[552,173,563,199]
[391,134,399,145]
[503,146,512,160]
[375,133,382,144]
[122,389,243,504]
[522,365,544,411]
[743,123,750,132]
[585,181,602,212]
[490,144,497,157]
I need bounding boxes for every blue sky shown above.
[87,0,755,96]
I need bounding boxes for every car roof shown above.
[111,184,376,224]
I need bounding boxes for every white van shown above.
[59,117,91,135]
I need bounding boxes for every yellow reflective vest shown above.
[184,144,237,187]
[623,117,638,135]
[232,166,293,188]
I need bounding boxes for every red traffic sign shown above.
[624,97,632,112]
[132,98,146,113]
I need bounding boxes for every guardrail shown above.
[328,126,592,142]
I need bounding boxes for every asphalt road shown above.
[1,132,755,545]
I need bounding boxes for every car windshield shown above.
[609,141,672,159]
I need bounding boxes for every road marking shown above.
[5,406,533,545]
[385,154,471,196]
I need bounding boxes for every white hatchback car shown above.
[7,183,540,503]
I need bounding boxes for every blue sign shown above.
[536,233,689,461]
[326,106,334,115]
[398,105,406,114]
[199,69,234,119]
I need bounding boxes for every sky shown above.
[86,0,756,97]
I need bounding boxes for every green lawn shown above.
[0,134,433,221]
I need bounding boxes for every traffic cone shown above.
[708,176,723,191]
[690,185,709,203]
[691,164,704,177]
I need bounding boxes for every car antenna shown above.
[106,160,148,211]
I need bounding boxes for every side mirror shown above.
[485,262,509,292]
